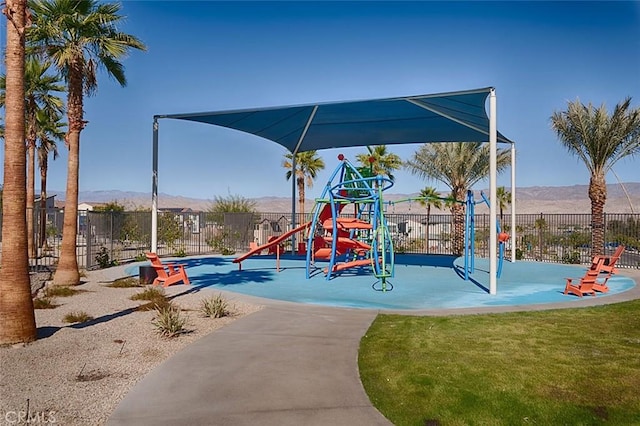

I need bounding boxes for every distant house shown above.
[159,207,200,234]
[78,202,95,211]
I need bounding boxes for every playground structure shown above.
[304,154,394,291]
[234,154,395,291]
[233,155,511,292]
[464,190,509,280]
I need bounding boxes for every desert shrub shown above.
[562,250,581,264]
[206,194,257,223]
[200,294,233,318]
[137,298,172,312]
[131,286,172,311]
[63,311,94,323]
[45,286,82,297]
[106,277,142,288]
[95,246,117,269]
[152,305,188,337]
[33,297,58,309]
[515,248,524,260]
[130,286,165,301]
[205,232,236,255]
[158,212,182,251]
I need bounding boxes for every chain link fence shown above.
[2,209,639,271]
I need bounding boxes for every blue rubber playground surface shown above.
[129,254,636,310]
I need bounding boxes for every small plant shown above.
[130,286,166,301]
[175,247,187,257]
[45,286,82,297]
[63,311,94,324]
[131,286,172,311]
[562,250,581,264]
[152,305,188,337]
[33,297,58,309]
[134,252,147,262]
[95,246,116,269]
[200,294,233,318]
[205,233,235,255]
[137,298,172,312]
[106,277,142,288]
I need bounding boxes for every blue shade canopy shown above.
[157,87,513,153]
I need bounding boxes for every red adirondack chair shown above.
[145,252,190,287]
[590,245,625,275]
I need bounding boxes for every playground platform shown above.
[126,254,637,311]
[109,261,640,425]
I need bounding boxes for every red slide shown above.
[233,203,340,265]
[233,221,311,264]
[325,258,372,274]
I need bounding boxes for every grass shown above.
[152,305,189,338]
[130,286,172,311]
[200,294,233,318]
[63,311,94,324]
[106,277,143,288]
[33,297,58,309]
[45,286,84,297]
[130,286,166,301]
[359,300,640,425]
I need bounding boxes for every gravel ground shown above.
[0,267,263,426]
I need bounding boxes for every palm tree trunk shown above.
[589,172,607,258]
[26,139,36,257]
[39,161,48,248]
[425,205,431,254]
[53,65,83,286]
[0,0,37,344]
[53,130,81,285]
[297,176,305,219]
[451,203,465,256]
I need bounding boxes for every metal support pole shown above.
[151,117,159,253]
[290,154,297,254]
[489,89,498,295]
[510,143,517,262]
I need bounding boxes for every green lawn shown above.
[359,300,640,425]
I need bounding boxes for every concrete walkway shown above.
[108,302,390,425]
[107,267,640,426]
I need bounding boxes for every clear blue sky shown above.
[1,1,639,200]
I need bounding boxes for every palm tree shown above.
[25,60,64,258]
[355,145,402,181]
[534,216,548,261]
[0,58,64,258]
[1,0,38,344]
[283,151,325,216]
[418,187,442,253]
[28,0,147,286]
[405,142,511,256]
[496,186,511,222]
[0,59,65,258]
[550,97,640,257]
[36,109,65,248]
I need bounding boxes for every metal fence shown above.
[3,209,639,270]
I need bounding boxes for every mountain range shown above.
[49,182,640,214]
